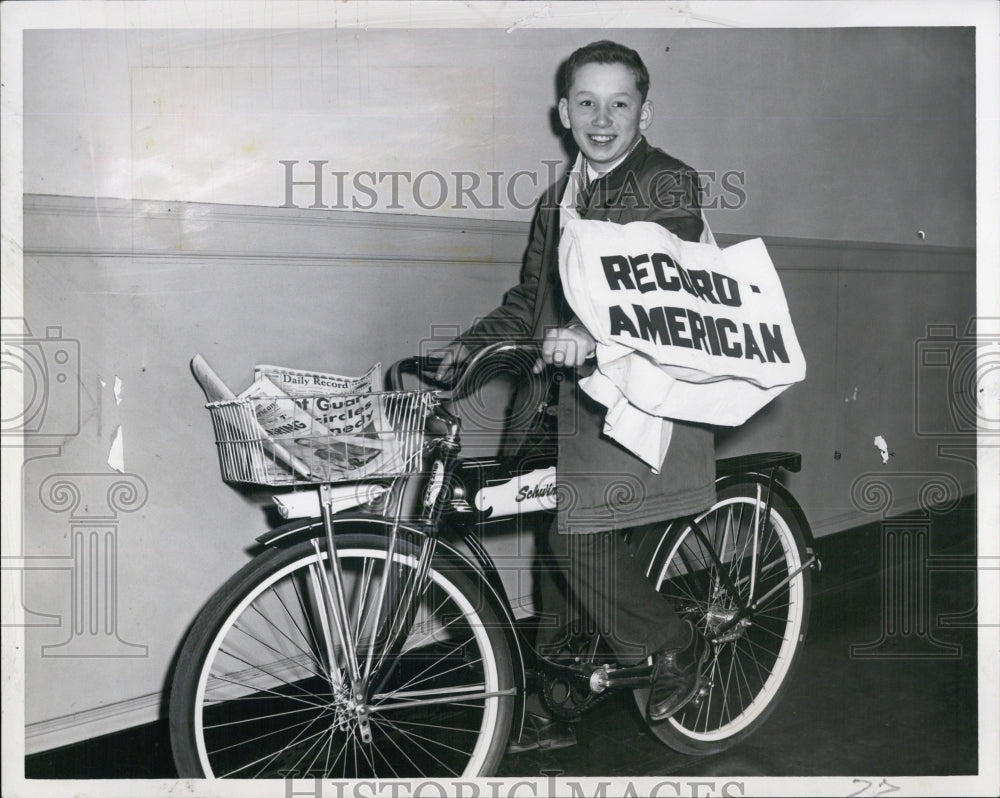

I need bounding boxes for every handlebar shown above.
[386,341,542,399]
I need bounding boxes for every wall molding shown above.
[25,690,161,755]
[24,193,975,273]
[808,476,978,538]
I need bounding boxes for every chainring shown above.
[537,628,617,721]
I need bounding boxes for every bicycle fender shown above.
[715,470,821,572]
[255,511,529,741]
[716,450,801,476]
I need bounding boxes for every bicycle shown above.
[169,341,821,779]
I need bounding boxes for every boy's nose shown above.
[593,108,612,126]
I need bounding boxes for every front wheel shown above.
[633,480,813,755]
[169,531,515,778]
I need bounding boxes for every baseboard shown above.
[809,477,978,539]
[25,690,163,756]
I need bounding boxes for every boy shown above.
[437,40,713,749]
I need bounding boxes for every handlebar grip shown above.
[385,354,451,392]
[387,341,543,397]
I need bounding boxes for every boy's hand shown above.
[535,325,596,374]
[432,341,471,383]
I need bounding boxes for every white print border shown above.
[2,4,998,798]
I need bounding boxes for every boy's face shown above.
[558,61,653,173]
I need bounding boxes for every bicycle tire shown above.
[632,480,813,755]
[170,531,515,778]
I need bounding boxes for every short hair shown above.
[559,40,651,102]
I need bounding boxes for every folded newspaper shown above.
[192,355,409,483]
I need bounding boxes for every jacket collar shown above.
[542,136,651,212]
[588,136,650,193]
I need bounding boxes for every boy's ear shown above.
[639,99,654,130]
[557,98,571,129]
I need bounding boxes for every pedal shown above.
[689,677,713,708]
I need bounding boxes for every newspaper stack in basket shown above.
[211,362,417,485]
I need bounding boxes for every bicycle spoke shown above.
[369,715,464,777]
[368,716,429,776]
[207,706,334,757]
[733,635,770,690]
[256,721,330,780]
[232,615,326,683]
[263,582,329,679]
[288,572,337,684]
[204,701,332,732]
[374,714,480,759]
[303,726,337,780]
[218,715,331,778]
[728,643,757,713]
[205,661,331,710]
[375,714,486,736]
[372,660,485,700]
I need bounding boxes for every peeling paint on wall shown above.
[873,435,890,465]
[108,425,125,472]
[114,375,123,406]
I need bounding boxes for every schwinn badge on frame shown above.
[473,467,557,517]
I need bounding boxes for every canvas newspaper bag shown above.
[558,219,806,471]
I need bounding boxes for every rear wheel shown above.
[170,532,515,778]
[633,481,813,755]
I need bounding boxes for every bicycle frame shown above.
[254,343,821,747]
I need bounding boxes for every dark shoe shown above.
[505,712,577,754]
[647,620,709,723]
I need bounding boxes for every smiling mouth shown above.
[588,134,617,144]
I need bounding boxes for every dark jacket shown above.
[461,137,717,532]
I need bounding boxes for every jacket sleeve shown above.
[643,166,704,243]
[458,199,550,347]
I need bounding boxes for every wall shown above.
[23,26,975,244]
[15,25,978,751]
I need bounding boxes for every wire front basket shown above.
[206,390,439,486]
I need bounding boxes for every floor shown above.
[24,496,982,783]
